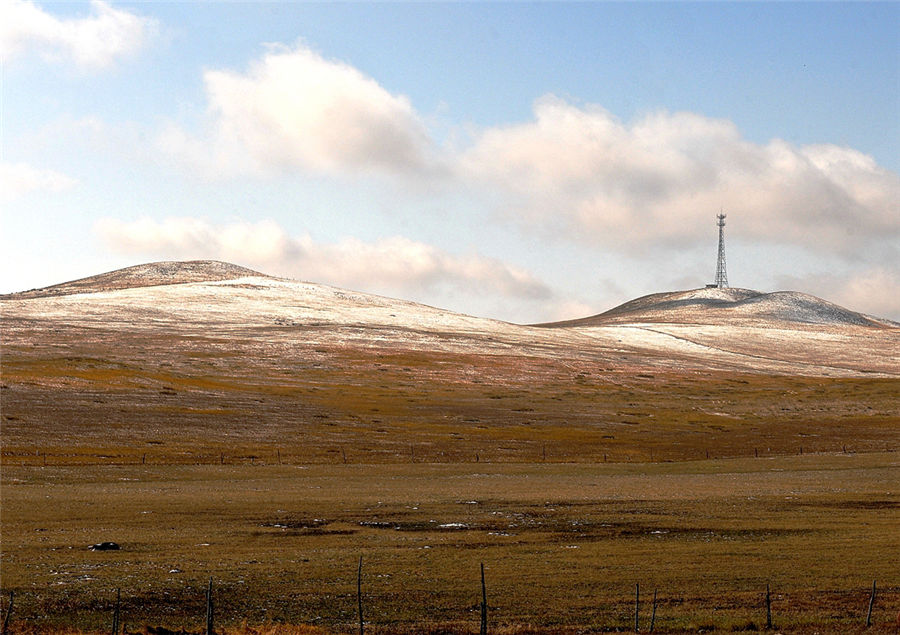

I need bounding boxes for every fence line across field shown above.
[0,573,888,634]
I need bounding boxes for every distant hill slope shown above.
[538,287,895,328]
[1,260,265,299]
[2,261,897,376]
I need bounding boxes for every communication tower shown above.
[714,212,728,288]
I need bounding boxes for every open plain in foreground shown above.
[1,456,899,633]
[2,261,898,633]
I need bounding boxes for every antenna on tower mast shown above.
[714,212,728,288]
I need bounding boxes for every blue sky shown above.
[2,1,899,321]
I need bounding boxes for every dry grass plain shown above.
[3,334,898,467]
[3,341,899,633]
[2,456,899,634]
[2,269,899,633]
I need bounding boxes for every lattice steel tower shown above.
[714,212,729,288]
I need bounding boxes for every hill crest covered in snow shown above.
[2,261,897,377]
[2,260,264,300]
[538,286,895,329]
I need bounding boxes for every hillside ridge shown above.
[2,261,898,377]
[3,261,896,330]
[1,260,266,299]
[537,286,894,328]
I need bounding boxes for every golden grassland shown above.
[2,457,899,633]
[2,330,899,633]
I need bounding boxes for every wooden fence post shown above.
[866,579,876,627]
[1,591,13,635]
[765,583,772,630]
[205,577,214,635]
[634,583,640,632]
[649,588,657,633]
[111,588,121,635]
[357,556,364,635]
[480,563,487,635]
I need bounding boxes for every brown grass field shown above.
[2,456,899,634]
[2,305,900,633]
[2,334,898,466]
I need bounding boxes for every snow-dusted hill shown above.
[2,261,517,336]
[2,261,898,377]
[539,287,896,328]
[2,260,264,299]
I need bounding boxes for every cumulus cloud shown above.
[95,217,551,303]
[460,96,900,254]
[152,47,898,260]
[0,0,158,69]
[158,42,437,177]
[0,162,77,201]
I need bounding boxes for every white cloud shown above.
[152,48,898,261]
[460,96,900,254]
[159,42,437,177]
[95,217,552,304]
[0,0,157,70]
[0,162,77,201]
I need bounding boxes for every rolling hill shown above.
[4,260,264,299]
[2,258,898,466]
[2,260,897,377]
[538,286,895,329]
